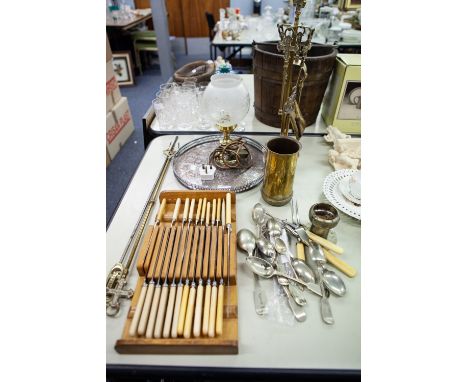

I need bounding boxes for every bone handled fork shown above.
[291,198,305,261]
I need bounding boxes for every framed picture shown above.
[112,52,135,86]
[337,81,361,120]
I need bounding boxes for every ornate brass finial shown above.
[277,1,314,139]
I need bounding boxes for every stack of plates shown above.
[323,169,361,220]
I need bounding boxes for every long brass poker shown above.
[106,137,178,316]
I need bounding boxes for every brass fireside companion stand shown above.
[261,0,314,206]
[278,0,314,139]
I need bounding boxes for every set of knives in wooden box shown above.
[115,190,238,354]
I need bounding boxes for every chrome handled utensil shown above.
[253,202,344,255]
[291,198,306,262]
[237,229,268,315]
[245,256,322,296]
[250,205,270,315]
[283,282,306,322]
[309,243,346,297]
[274,238,307,307]
[267,235,306,322]
[306,244,334,325]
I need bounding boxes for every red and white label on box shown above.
[106,97,134,160]
[106,59,122,113]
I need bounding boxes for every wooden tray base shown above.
[115,190,238,354]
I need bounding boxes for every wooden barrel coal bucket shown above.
[253,42,337,128]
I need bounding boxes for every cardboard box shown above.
[106,59,122,113]
[321,54,361,134]
[106,97,135,160]
[106,34,112,62]
[106,147,111,167]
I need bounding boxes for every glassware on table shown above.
[237,121,246,132]
[183,84,197,92]
[159,83,176,92]
[152,98,173,131]
[196,85,210,130]
[153,78,225,132]
[176,90,197,130]
[183,77,197,84]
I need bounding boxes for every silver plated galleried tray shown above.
[172,135,265,192]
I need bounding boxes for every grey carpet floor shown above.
[106,39,212,225]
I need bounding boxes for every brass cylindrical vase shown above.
[261,137,301,206]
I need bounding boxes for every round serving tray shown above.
[172,135,266,192]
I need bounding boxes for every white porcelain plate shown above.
[323,169,361,220]
[338,178,361,205]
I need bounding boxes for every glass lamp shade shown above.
[202,74,250,128]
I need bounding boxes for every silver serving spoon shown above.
[309,243,346,297]
[291,258,316,285]
[256,237,276,261]
[305,244,335,325]
[322,269,346,297]
[237,229,268,315]
[256,219,307,308]
[237,229,256,257]
[267,218,282,241]
[252,203,266,223]
[252,205,275,257]
[245,257,322,297]
[252,206,276,261]
[252,204,266,230]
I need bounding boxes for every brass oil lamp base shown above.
[218,124,236,146]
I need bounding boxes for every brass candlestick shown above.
[277,0,314,139]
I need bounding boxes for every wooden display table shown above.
[106,134,361,379]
